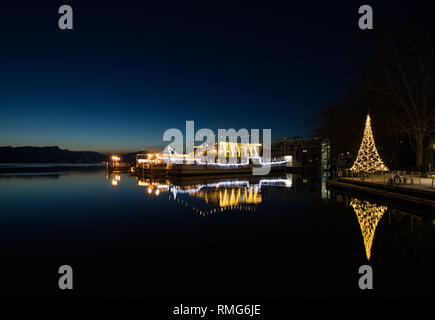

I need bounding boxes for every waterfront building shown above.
[272,136,330,169]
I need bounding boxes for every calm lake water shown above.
[0,168,434,300]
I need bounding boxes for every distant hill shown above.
[0,146,150,164]
[0,146,106,163]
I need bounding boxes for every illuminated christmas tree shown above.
[350,113,389,173]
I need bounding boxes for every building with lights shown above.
[272,136,330,170]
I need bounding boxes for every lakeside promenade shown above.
[327,175,435,211]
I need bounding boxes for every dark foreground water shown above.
[0,168,434,300]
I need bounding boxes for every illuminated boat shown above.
[133,142,290,176]
[134,152,167,175]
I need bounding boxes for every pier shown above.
[327,176,435,211]
[106,155,134,173]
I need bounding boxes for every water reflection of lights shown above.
[350,198,387,261]
[321,172,330,200]
[174,197,258,216]
[198,187,261,207]
[169,177,292,199]
[110,174,121,186]
[136,176,293,216]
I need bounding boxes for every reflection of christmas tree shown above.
[350,114,389,173]
[350,198,387,260]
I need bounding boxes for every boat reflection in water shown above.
[135,174,293,215]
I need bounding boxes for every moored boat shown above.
[132,142,290,176]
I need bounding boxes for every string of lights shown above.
[350,114,389,173]
[350,198,387,260]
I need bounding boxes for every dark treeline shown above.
[0,146,146,164]
[311,10,435,171]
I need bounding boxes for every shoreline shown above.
[0,164,106,174]
[327,178,435,212]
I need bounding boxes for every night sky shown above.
[0,1,411,152]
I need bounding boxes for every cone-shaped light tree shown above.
[350,198,387,260]
[350,113,389,173]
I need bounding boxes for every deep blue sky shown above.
[0,0,409,152]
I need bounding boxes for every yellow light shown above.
[147,187,152,194]
[351,114,388,173]
[115,175,121,181]
[111,179,118,186]
[111,155,120,161]
[155,189,160,196]
[351,198,387,260]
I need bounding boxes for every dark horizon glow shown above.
[0,1,414,152]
